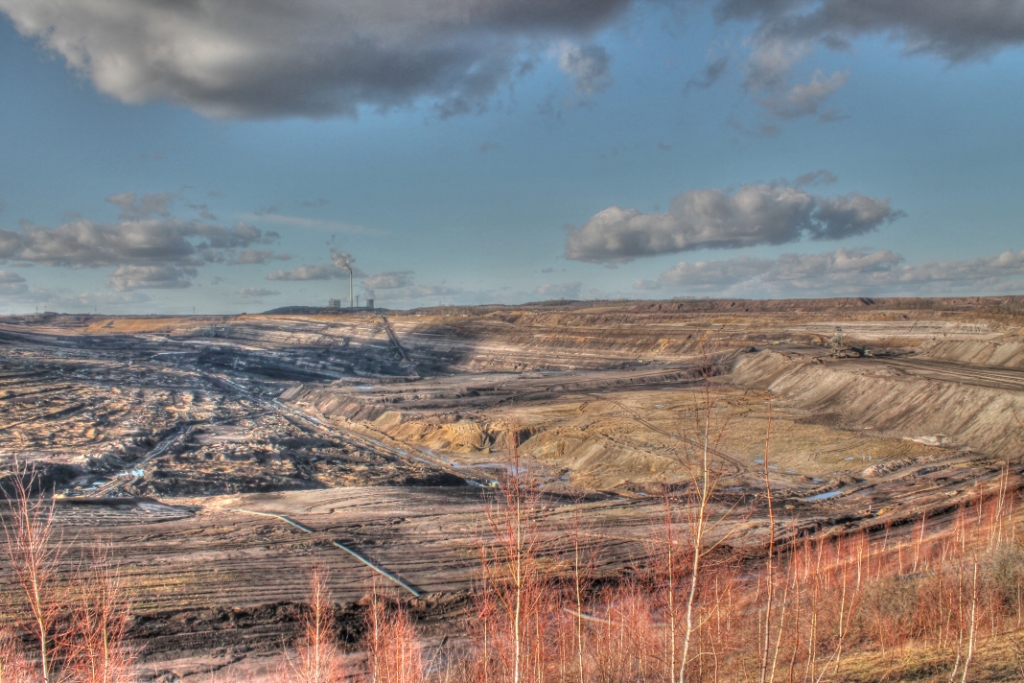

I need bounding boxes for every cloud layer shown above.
[0,0,632,119]
[108,265,195,291]
[558,43,612,94]
[717,0,1024,119]
[266,264,349,281]
[716,0,1024,63]
[363,271,415,289]
[536,281,583,298]
[0,201,282,290]
[637,247,1024,296]
[239,287,280,298]
[228,249,291,265]
[3,0,1021,122]
[0,270,27,296]
[566,183,901,262]
[1,219,264,268]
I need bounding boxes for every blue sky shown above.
[1,0,1023,314]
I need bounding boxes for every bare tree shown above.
[481,423,550,683]
[675,332,743,683]
[0,628,32,683]
[2,465,68,683]
[292,567,346,683]
[66,553,136,683]
[365,587,424,683]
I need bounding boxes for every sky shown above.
[1,0,1023,314]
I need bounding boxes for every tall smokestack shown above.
[330,250,356,308]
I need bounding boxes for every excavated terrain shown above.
[1,296,1023,679]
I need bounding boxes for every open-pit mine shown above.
[2,297,1024,681]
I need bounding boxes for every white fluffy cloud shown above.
[0,0,632,119]
[363,271,415,289]
[0,205,275,290]
[764,69,848,119]
[558,43,612,94]
[267,250,364,281]
[5,218,264,268]
[638,247,1024,296]
[106,191,175,220]
[566,183,901,262]
[108,265,196,291]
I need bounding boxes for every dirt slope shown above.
[730,349,1024,458]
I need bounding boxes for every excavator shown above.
[827,326,871,358]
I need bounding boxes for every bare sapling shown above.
[590,580,657,683]
[672,331,739,683]
[292,566,346,683]
[0,629,31,683]
[563,498,596,683]
[652,496,681,683]
[365,587,424,683]
[481,422,548,683]
[758,402,775,683]
[2,464,69,683]
[66,552,136,683]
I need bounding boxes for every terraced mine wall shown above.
[921,339,1024,368]
[731,349,1024,458]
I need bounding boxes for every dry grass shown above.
[3,447,1024,682]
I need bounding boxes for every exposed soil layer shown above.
[1,296,1023,679]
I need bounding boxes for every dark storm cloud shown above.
[565,183,901,262]
[0,0,635,119]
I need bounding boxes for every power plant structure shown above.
[346,264,353,308]
[320,252,375,312]
[325,297,373,311]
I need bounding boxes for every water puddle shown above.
[804,490,843,502]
